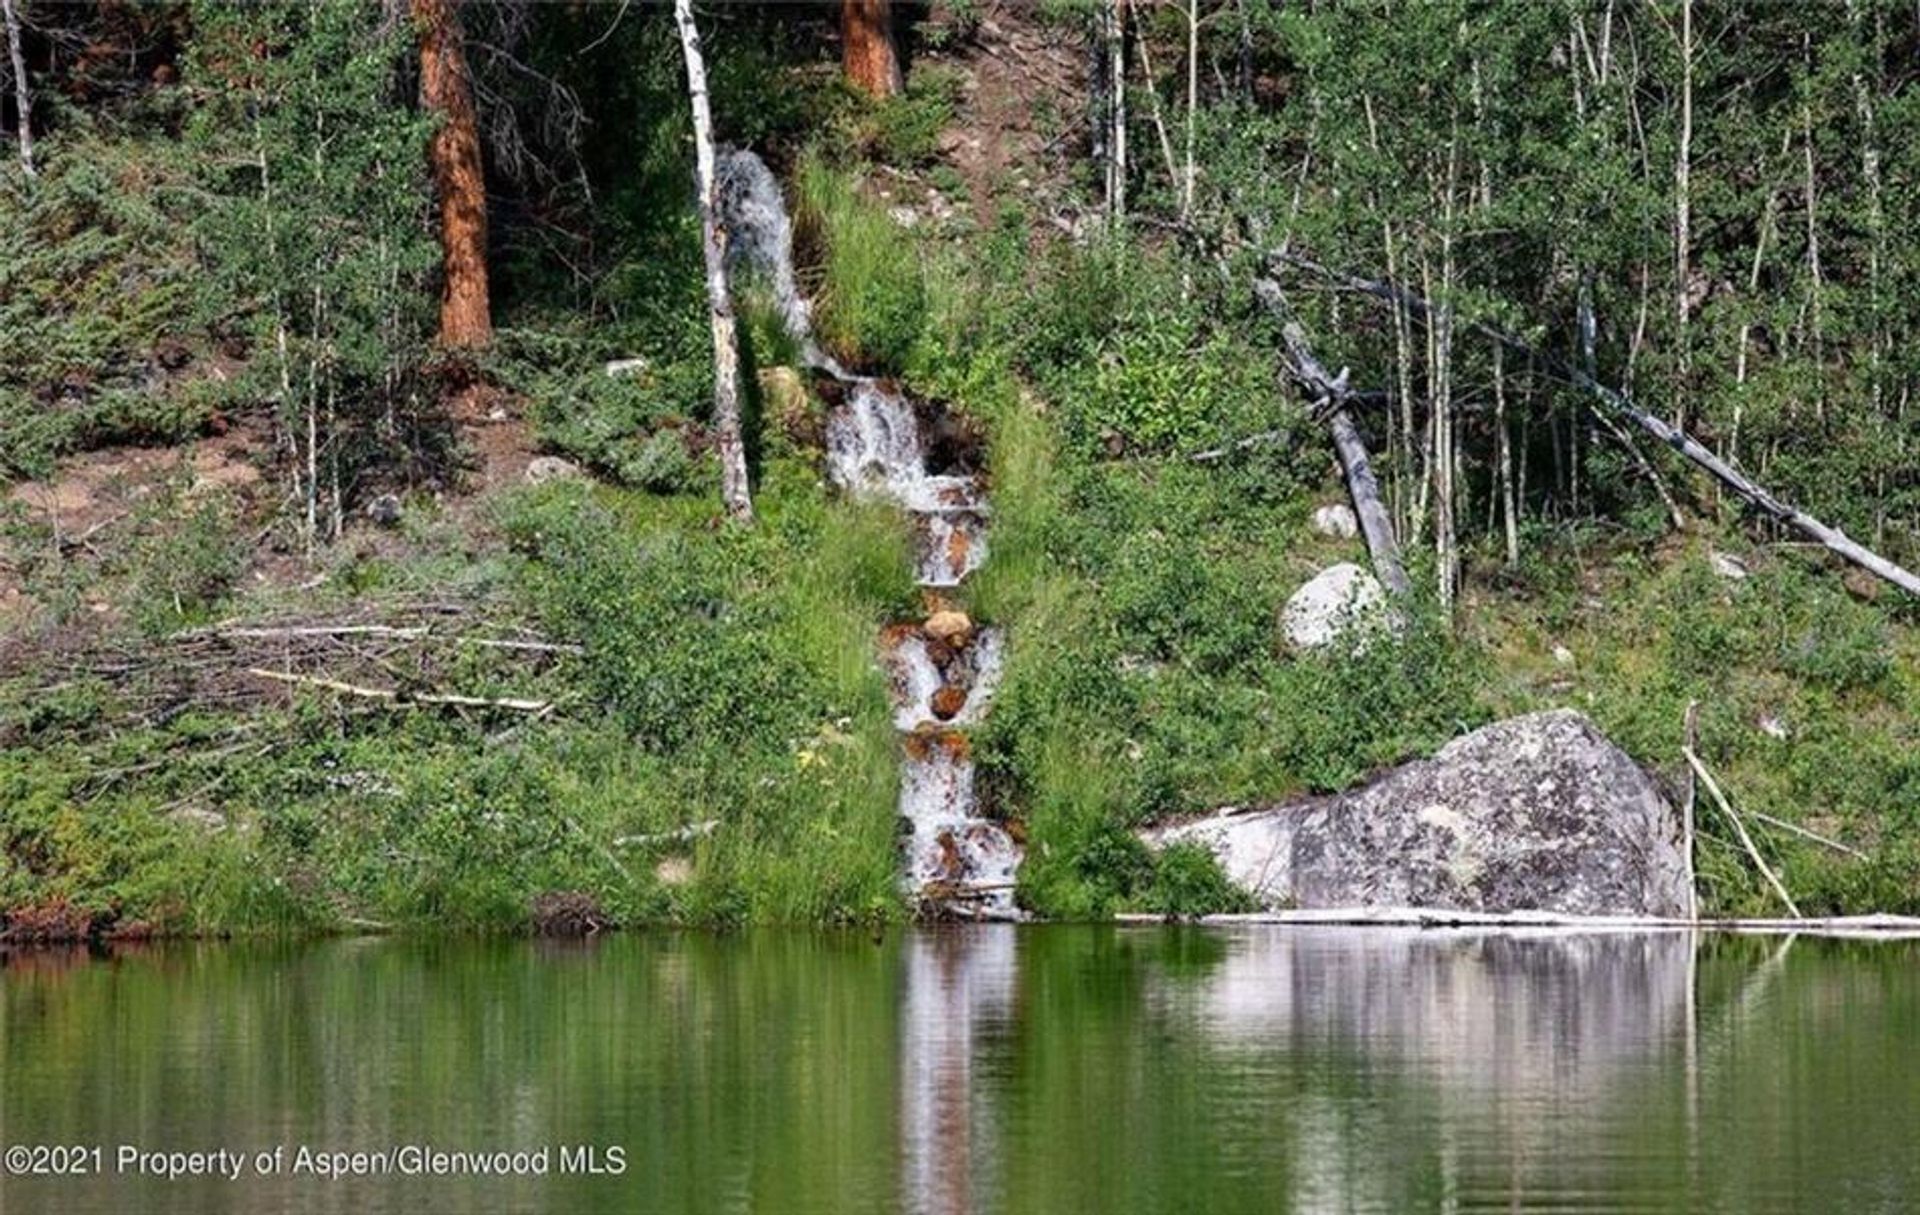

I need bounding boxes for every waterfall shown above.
[718,150,1019,916]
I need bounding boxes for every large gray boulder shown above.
[1144,710,1692,917]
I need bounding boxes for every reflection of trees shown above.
[7,930,1920,1215]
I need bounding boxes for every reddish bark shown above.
[841,0,902,98]
[415,0,490,348]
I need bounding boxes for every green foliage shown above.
[795,153,929,371]
[1142,842,1256,918]
[0,103,211,478]
[128,494,247,636]
[185,0,436,532]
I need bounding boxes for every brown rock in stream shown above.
[924,610,973,648]
[930,685,968,721]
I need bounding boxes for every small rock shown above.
[364,493,402,527]
[924,610,974,648]
[486,406,508,422]
[1281,563,1400,651]
[604,357,649,378]
[654,857,694,887]
[1709,551,1750,580]
[889,206,920,228]
[1310,503,1360,539]
[930,685,968,721]
[1758,714,1789,741]
[168,805,228,833]
[1551,644,1576,667]
[524,455,585,485]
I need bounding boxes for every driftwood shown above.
[1276,252,1920,599]
[1252,277,1413,598]
[1112,908,1920,936]
[247,668,551,713]
[1683,747,1801,917]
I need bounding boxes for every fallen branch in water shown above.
[1683,747,1801,917]
[246,668,551,713]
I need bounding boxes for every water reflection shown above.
[4,928,1919,1214]
[900,927,1016,1215]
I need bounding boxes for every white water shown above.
[719,150,1018,914]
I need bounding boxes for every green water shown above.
[2,927,1917,1213]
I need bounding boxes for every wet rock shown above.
[1709,550,1750,580]
[524,455,585,485]
[1281,563,1400,651]
[1310,503,1359,539]
[1143,710,1692,917]
[924,610,974,648]
[930,685,968,721]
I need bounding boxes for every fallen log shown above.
[1274,252,1920,599]
[1252,276,1413,599]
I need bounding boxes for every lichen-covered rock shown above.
[1281,562,1399,650]
[1143,710,1692,917]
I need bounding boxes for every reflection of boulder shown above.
[1152,926,1695,1209]
[1146,710,1692,916]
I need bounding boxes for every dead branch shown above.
[246,668,551,713]
[1275,251,1920,598]
[1684,747,1801,917]
[1749,810,1867,861]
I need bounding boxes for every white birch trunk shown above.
[1,0,31,177]
[675,0,753,522]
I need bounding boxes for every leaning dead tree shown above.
[1279,254,1920,600]
[674,0,753,522]
[1253,277,1413,599]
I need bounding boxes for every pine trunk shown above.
[675,0,753,523]
[415,0,490,349]
[842,0,902,99]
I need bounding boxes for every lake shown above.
[3,926,1917,1213]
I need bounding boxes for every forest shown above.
[2,0,1918,937]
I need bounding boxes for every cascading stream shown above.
[718,150,1020,916]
